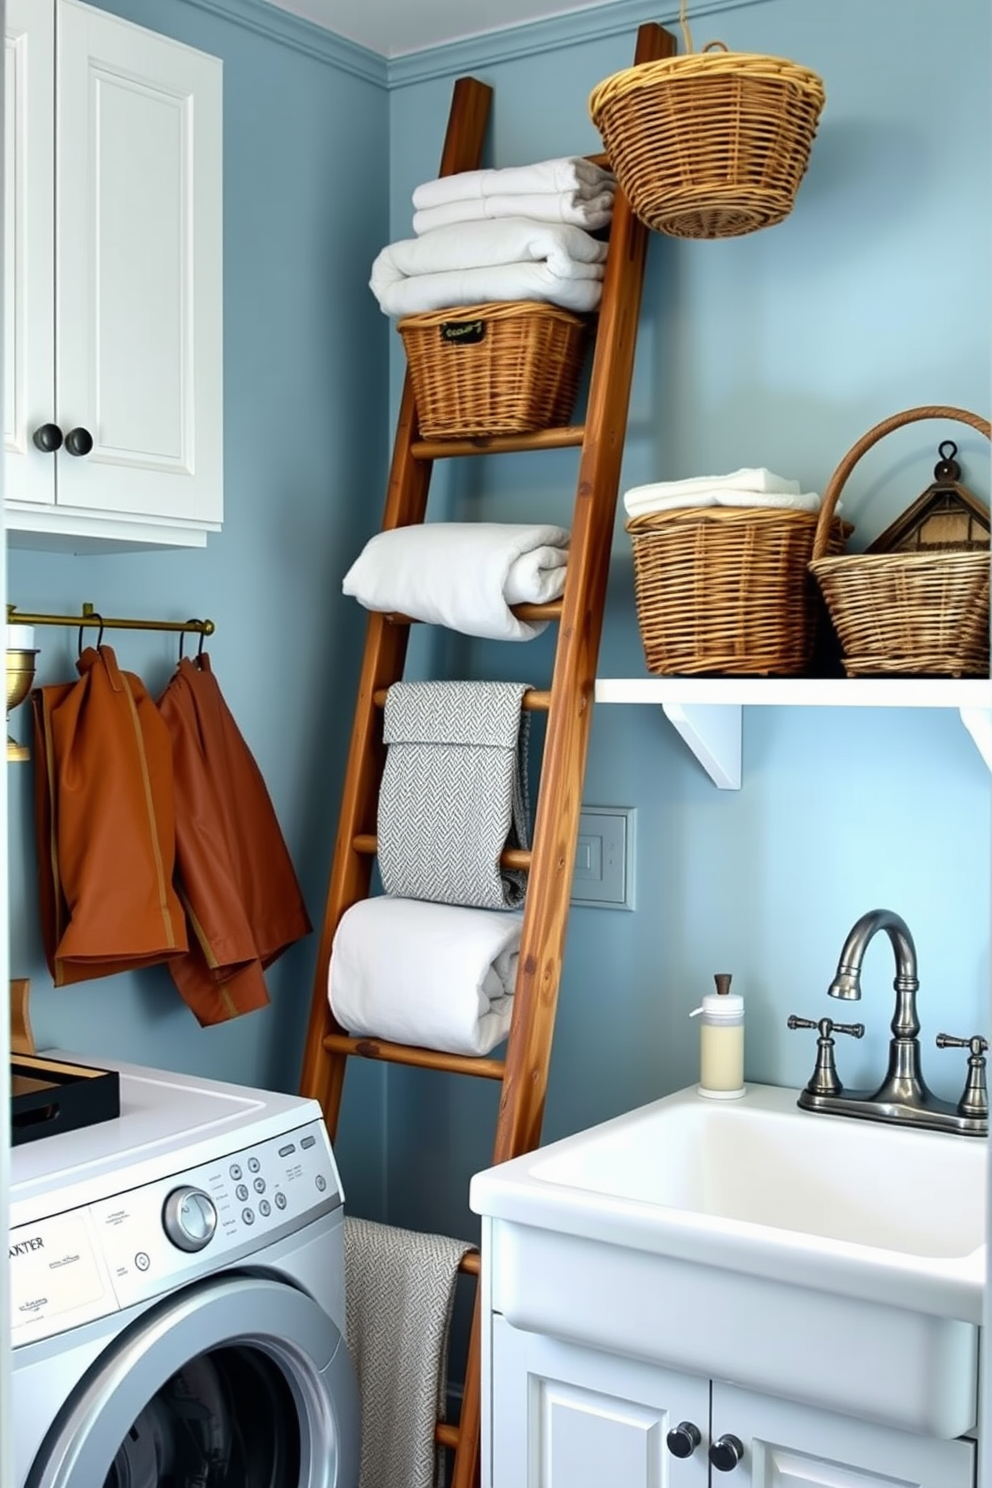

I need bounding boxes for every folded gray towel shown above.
[344,1216,472,1488]
[377,680,532,909]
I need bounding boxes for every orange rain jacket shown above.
[157,654,312,1026]
[32,645,188,986]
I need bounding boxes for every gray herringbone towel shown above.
[344,1216,472,1488]
[378,680,531,909]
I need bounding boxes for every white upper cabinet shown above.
[4,0,222,550]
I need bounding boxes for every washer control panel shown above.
[10,1118,340,1344]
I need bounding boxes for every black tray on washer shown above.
[11,1053,120,1146]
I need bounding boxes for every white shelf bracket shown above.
[959,706,992,775]
[662,702,741,790]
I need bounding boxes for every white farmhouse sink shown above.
[469,1083,986,1438]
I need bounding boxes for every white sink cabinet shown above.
[470,1084,984,1488]
[488,1317,976,1487]
[4,0,223,551]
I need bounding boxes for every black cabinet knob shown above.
[666,1420,702,1458]
[64,426,94,457]
[32,422,63,452]
[709,1433,745,1471]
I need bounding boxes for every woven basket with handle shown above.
[809,406,991,677]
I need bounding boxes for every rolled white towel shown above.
[413,156,615,211]
[624,488,822,518]
[412,189,615,236]
[329,896,521,1057]
[342,522,570,641]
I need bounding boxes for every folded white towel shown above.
[329,896,521,1056]
[413,156,615,211]
[342,522,569,641]
[413,189,615,236]
[624,488,822,518]
[377,264,604,317]
[370,218,608,317]
[627,467,801,503]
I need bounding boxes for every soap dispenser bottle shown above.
[691,973,745,1100]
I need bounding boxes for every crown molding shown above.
[386,0,769,88]
[178,0,388,85]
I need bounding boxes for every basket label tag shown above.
[440,319,485,345]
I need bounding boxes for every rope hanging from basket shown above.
[678,0,694,55]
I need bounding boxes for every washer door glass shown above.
[28,1275,359,1488]
[105,1343,299,1488]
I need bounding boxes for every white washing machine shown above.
[10,1055,360,1488]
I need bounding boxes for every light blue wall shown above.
[383,0,992,1241]
[6,0,393,1211]
[5,0,990,1244]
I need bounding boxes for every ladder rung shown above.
[459,1249,481,1277]
[435,1422,460,1450]
[323,1032,506,1080]
[387,599,563,626]
[372,686,551,711]
[351,833,531,872]
[412,424,585,461]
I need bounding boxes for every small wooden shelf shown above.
[594,676,992,788]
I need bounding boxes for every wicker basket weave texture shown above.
[809,406,991,678]
[627,504,849,676]
[398,300,588,439]
[589,46,825,239]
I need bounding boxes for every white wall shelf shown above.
[594,676,992,789]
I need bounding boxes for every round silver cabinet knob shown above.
[709,1433,745,1472]
[162,1186,218,1252]
[666,1420,702,1458]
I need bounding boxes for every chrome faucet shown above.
[788,909,988,1137]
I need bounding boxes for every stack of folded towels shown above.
[623,467,823,519]
[370,156,616,318]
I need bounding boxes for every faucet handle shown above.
[935,1033,989,1120]
[787,1015,865,1097]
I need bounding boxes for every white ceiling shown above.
[264,0,610,58]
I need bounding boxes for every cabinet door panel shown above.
[490,1316,709,1488]
[4,0,55,507]
[714,1383,975,1488]
[55,0,222,526]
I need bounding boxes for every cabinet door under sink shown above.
[714,1383,976,1488]
[489,1317,709,1487]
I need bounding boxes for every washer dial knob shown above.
[162,1187,218,1252]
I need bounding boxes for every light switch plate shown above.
[571,806,636,910]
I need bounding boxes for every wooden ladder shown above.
[298,21,674,1488]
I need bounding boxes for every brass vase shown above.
[6,641,38,762]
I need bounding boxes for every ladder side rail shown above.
[490,21,676,1168]
[299,79,494,1127]
[452,28,677,1488]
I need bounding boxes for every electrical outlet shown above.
[571,806,635,910]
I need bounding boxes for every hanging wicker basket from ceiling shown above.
[588,5,825,240]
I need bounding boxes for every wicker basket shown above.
[588,42,825,239]
[627,505,850,676]
[809,406,991,678]
[398,301,588,439]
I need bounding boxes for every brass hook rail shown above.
[7,602,215,637]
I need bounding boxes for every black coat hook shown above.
[78,613,105,658]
